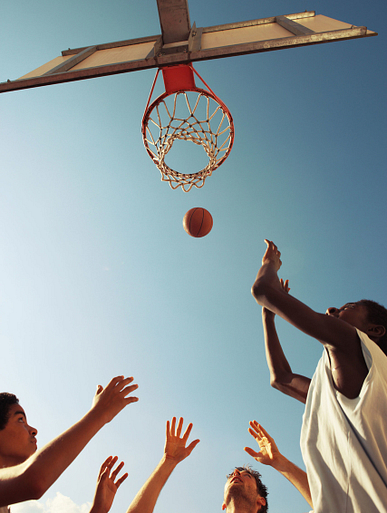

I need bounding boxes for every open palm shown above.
[244,421,280,466]
[164,417,200,463]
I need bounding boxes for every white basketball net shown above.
[142,89,234,192]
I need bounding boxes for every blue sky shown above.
[1,1,386,513]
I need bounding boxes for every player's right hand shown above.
[92,376,139,424]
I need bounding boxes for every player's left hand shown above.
[90,456,128,513]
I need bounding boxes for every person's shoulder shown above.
[356,329,387,373]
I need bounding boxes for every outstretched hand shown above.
[262,240,283,272]
[244,421,282,468]
[92,375,139,425]
[90,456,128,513]
[164,417,200,464]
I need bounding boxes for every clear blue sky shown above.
[1,1,386,513]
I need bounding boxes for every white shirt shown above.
[301,329,387,512]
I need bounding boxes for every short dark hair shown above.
[227,466,268,513]
[0,393,19,430]
[359,299,387,355]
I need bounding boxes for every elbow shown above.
[251,279,274,305]
[27,480,47,501]
[269,377,282,391]
[251,280,266,302]
[269,373,292,394]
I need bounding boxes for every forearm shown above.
[262,309,293,380]
[0,409,105,506]
[262,310,309,402]
[126,456,178,513]
[272,455,312,508]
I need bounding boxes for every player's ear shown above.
[256,496,266,510]
[367,324,386,340]
[222,502,226,510]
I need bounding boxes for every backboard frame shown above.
[0,9,377,94]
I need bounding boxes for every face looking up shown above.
[326,302,370,332]
[222,468,266,512]
[0,404,37,467]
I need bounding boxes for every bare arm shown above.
[263,307,310,403]
[262,279,310,403]
[244,421,312,508]
[252,240,367,398]
[126,417,199,513]
[0,376,138,507]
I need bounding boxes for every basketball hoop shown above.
[141,64,234,192]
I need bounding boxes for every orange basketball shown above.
[183,207,213,238]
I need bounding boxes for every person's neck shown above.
[225,498,259,513]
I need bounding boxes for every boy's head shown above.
[223,466,268,513]
[359,299,387,354]
[326,299,387,355]
[0,393,19,430]
[0,393,38,467]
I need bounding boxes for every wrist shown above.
[262,308,275,320]
[82,407,107,434]
[270,453,292,472]
[162,453,180,469]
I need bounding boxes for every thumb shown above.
[186,439,200,455]
[244,447,259,458]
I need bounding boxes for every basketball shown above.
[183,207,213,238]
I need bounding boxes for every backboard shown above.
[0,2,376,94]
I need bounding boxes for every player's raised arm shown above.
[244,420,312,508]
[262,279,310,403]
[90,456,128,513]
[126,417,200,513]
[251,240,371,398]
[252,240,360,350]
[0,376,138,507]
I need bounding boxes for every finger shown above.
[256,423,272,439]
[124,396,139,404]
[116,378,138,395]
[120,382,139,396]
[116,472,129,488]
[248,420,260,434]
[176,417,183,437]
[101,455,113,468]
[98,456,113,477]
[248,428,262,445]
[186,438,200,454]
[182,422,193,441]
[171,417,177,435]
[95,384,104,397]
[244,447,259,457]
[111,460,125,479]
[166,420,170,438]
[105,376,125,390]
[106,456,118,468]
